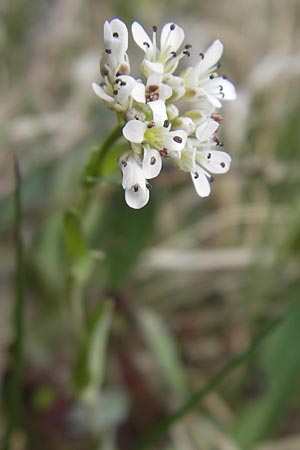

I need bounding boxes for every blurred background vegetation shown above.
[1,0,300,449]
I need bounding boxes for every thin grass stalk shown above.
[3,156,25,450]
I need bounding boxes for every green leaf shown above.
[137,308,188,402]
[74,300,114,401]
[63,209,93,284]
[99,189,155,289]
[234,296,300,449]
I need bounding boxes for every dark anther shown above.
[222,75,228,79]
[207,153,211,160]
[133,184,139,192]
[152,25,157,32]
[163,119,170,128]
[219,85,223,91]
[220,92,225,98]
[211,113,223,123]
[219,143,224,147]
[220,162,226,168]
[143,41,150,48]
[104,69,109,76]
[147,122,154,128]
[170,24,176,30]
[210,176,215,183]
[199,52,204,59]
[148,85,159,92]
[194,172,199,179]
[135,116,140,120]
[171,51,177,57]
[209,74,215,80]
[120,81,127,86]
[217,62,221,69]
[121,160,127,167]
[105,49,112,54]
[115,78,122,84]
[213,136,221,146]
[146,182,152,190]
[113,32,119,38]
[150,156,156,165]
[183,50,191,57]
[116,72,121,77]
[160,148,169,156]
[113,90,118,95]
[185,44,192,49]
[100,81,106,87]
[173,136,183,144]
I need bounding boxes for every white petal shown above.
[125,185,150,209]
[158,83,172,101]
[160,23,185,53]
[167,74,184,88]
[109,18,128,50]
[198,150,232,174]
[103,20,113,44]
[116,76,137,102]
[148,100,167,126]
[147,72,163,86]
[197,87,222,108]
[143,148,162,179]
[191,169,211,197]
[131,21,153,53]
[219,78,237,100]
[196,119,219,142]
[198,39,224,74]
[142,60,164,75]
[163,129,187,153]
[131,82,146,103]
[120,155,145,189]
[120,159,134,189]
[122,120,147,143]
[92,82,114,103]
[116,76,145,104]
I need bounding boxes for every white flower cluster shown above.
[92,18,236,209]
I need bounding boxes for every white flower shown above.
[145,72,173,123]
[181,39,237,108]
[131,21,187,76]
[175,119,232,197]
[119,153,150,209]
[123,118,187,161]
[100,18,130,80]
[92,75,145,111]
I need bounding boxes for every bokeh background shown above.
[1,0,300,449]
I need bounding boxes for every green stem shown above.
[80,124,123,214]
[135,319,281,450]
[3,156,25,450]
[67,125,123,340]
[69,279,85,339]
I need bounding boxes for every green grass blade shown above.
[3,156,25,450]
[135,319,281,450]
[234,295,300,448]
